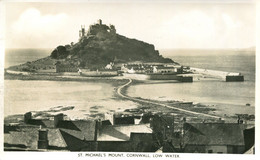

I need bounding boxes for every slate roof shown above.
[4,120,97,151]
[97,124,152,141]
[57,120,96,141]
[130,133,153,141]
[59,129,89,151]
[101,120,112,125]
[4,127,67,151]
[183,123,245,146]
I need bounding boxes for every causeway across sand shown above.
[116,78,221,119]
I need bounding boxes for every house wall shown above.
[4,125,18,133]
[97,141,133,152]
[82,138,155,152]
[114,117,135,125]
[244,127,255,151]
[97,140,155,152]
[130,133,155,152]
[157,68,177,73]
[62,72,79,76]
[80,142,98,151]
[184,145,206,153]
[205,145,227,153]
[227,145,245,154]
[36,69,56,73]
[148,74,178,80]
[56,65,78,73]
[237,146,245,154]
[135,70,146,74]
[185,145,245,154]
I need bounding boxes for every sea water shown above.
[127,50,255,116]
[4,49,137,117]
[4,48,52,68]
[4,49,255,117]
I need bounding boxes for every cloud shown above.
[6,4,254,49]
[157,9,253,49]
[10,8,68,48]
[158,10,216,48]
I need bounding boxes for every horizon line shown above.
[4,47,256,50]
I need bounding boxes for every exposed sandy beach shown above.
[4,72,255,124]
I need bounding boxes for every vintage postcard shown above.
[0,0,258,159]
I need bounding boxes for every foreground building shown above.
[4,112,254,153]
[4,113,157,151]
[173,123,246,153]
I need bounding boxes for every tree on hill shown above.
[51,45,69,59]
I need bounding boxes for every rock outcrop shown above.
[51,19,174,69]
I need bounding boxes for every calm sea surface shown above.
[4,49,137,117]
[4,48,52,68]
[4,49,255,117]
[127,51,255,115]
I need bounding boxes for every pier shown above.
[190,67,244,82]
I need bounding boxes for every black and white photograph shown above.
[0,0,258,158]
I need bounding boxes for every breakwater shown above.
[190,67,242,81]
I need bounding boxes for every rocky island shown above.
[4,20,254,153]
[7,19,176,74]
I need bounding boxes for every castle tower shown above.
[79,25,85,39]
[109,24,116,34]
[37,128,49,149]
[97,19,102,25]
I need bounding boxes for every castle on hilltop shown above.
[79,19,116,40]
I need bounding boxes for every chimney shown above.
[182,117,186,123]
[162,115,175,140]
[218,118,225,123]
[149,117,153,129]
[181,117,186,136]
[24,112,32,124]
[170,115,175,137]
[104,112,115,125]
[37,128,49,149]
[237,115,244,124]
[54,113,64,128]
[94,120,102,141]
[150,114,161,133]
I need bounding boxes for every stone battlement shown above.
[79,19,116,40]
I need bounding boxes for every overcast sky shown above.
[4,0,256,49]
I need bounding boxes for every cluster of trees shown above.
[50,46,69,59]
